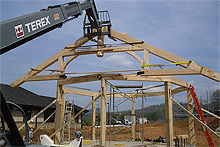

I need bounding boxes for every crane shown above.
[0,0,111,146]
[0,0,111,55]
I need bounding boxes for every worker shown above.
[29,120,34,142]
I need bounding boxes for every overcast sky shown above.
[0,0,219,110]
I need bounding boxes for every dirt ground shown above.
[22,117,220,146]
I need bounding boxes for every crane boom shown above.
[0,0,100,55]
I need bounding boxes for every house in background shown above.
[0,83,88,128]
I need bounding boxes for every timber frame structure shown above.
[11,29,220,146]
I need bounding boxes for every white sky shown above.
[0,0,219,110]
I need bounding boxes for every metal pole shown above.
[206,90,209,111]
[107,103,110,125]
[113,88,115,140]
[142,83,144,144]
[109,86,112,144]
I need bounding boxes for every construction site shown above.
[0,0,220,147]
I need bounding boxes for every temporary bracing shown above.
[189,86,214,147]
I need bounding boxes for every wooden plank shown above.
[100,79,106,146]
[144,68,200,76]
[11,36,91,88]
[165,82,173,147]
[111,29,220,82]
[18,99,56,131]
[63,88,99,96]
[32,110,56,135]
[201,108,220,119]
[172,97,220,138]
[25,74,62,81]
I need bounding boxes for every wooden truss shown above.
[11,30,220,146]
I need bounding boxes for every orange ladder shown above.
[189,85,214,147]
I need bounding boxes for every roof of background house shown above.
[0,83,88,113]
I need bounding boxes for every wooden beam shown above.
[32,110,56,136]
[170,76,189,88]
[144,49,149,70]
[64,69,141,75]
[25,74,62,81]
[114,85,142,89]
[59,73,189,88]
[201,108,220,120]
[97,35,105,57]
[112,113,142,116]
[59,74,100,85]
[11,36,91,88]
[125,87,186,97]
[125,51,144,66]
[63,88,99,96]
[59,74,172,85]
[165,82,173,147]
[64,46,143,56]
[100,79,106,146]
[55,56,65,144]
[144,68,200,76]
[111,29,220,82]
[62,86,185,98]
[62,55,78,70]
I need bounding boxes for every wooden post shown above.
[144,49,149,70]
[165,82,173,147]
[187,89,195,146]
[92,96,96,140]
[100,79,106,146]
[97,35,104,57]
[55,56,65,144]
[132,96,135,141]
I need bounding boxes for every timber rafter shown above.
[11,29,219,89]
